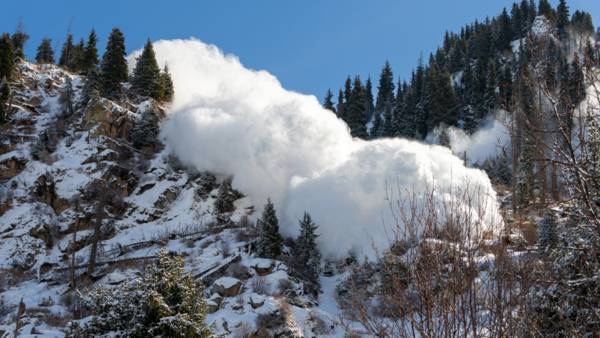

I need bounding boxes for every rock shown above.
[0,157,27,181]
[251,258,274,276]
[213,277,243,297]
[154,186,180,209]
[248,294,265,309]
[206,299,219,314]
[33,174,69,214]
[102,165,139,197]
[82,98,135,140]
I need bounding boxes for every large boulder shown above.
[213,277,243,297]
[82,98,135,140]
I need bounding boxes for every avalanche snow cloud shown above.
[136,39,501,258]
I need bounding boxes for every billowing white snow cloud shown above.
[132,39,501,258]
[427,113,511,165]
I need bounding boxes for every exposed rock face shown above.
[213,277,243,297]
[0,157,27,181]
[154,186,180,209]
[33,174,69,214]
[83,98,135,140]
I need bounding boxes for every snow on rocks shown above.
[213,277,243,297]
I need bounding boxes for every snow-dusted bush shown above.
[70,250,211,337]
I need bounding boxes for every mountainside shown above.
[0,1,599,337]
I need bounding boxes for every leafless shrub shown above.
[250,276,269,295]
[232,322,254,338]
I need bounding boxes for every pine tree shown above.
[256,199,283,258]
[291,212,321,296]
[132,39,162,99]
[538,0,556,22]
[158,65,174,102]
[375,61,395,116]
[0,33,15,81]
[82,29,99,73]
[0,77,10,123]
[343,77,352,121]
[538,210,558,251]
[346,76,368,138]
[425,64,458,130]
[11,21,28,60]
[72,39,85,72]
[132,107,160,149]
[59,34,75,70]
[81,66,101,105]
[364,77,375,121]
[322,89,336,113]
[568,55,585,108]
[35,38,54,64]
[336,89,345,120]
[214,179,236,214]
[556,0,570,40]
[100,28,128,98]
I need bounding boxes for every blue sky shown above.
[1,0,598,100]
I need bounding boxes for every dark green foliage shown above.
[58,76,74,117]
[159,65,174,102]
[0,77,10,123]
[81,67,101,105]
[11,22,28,60]
[132,107,160,149]
[571,10,594,36]
[58,34,75,69]
[346,76,368,138]
[132,39,162,99]
[72,250,212,337]
[538,211,558,251]
[364,77,375,123]
[291,212,321,296]
[35,38,54,64]
[322,89,336,113]
[538,0,555,22]
[256,199,283,259]
[82,29,99,73]
[374,62,395,138]
[568,55,585,108]
[0,33,15,81]
[214,179,237,214]
[100,28,128,98]
[425,64,458,130]
[335,89,344,119]
[556,0,570,40]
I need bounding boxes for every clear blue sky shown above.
[1,0,598,100]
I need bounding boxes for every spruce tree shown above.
[132,39,161,99]
[0,77,10,123]
[214,179,236,214]
[568,55,585,108]
[59,34,75,70]
[336,89,345,120]
[343,77,352,120]
[81,66,101,105]
[322,89,336,113]
[375,61,395,116]
[11,21,28,60]
[100,28,128,98]
[72,39,85,72]
[82,29,99,73]
[425,64,458,130]
[498,8,514,50]
[158,65,174,102]
[556,0,570,40]
[364,77,375,122]
[59,76,74,117]
[256,199,283,258]
[538,210,558,251]
[291,212,321,296]
[0,33,15,81]
[35,38,54,64]
[346,76,368,138]
[538,0,556,22]
[132,107,160,149]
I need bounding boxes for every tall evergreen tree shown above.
[0,33,15,81]
[538,210,558,251]
[132,39,162,99]
[336,89,345,120]
[58,34,75,70]
[291,212,321,296]
[425,64,459,130]
[158,65,174,102]
[375,61,395,115]
[11,21,28,60]
[322,89,336,113]
[568,55,585,108]
[100,28,128,98]
[0,77,10,123]
[538,0,556,22]
[364,77,375,122]
[556,0,570,40]
[81,66,101,105]
[35,38,54,64]
[82,29,99,73]
[256,199,283,259]
[347,76,368,138]
[343,77,352,118]
[59,76,74,117]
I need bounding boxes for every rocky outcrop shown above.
[83,98,135,140]
[0,157,27,181]
[33,174,69,214]
[213,277,243,297]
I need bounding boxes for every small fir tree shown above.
[0,33,15,81]
[322,89,336,113]
[538,210,558,251]
[35,38,54,64]
[291,212,321,296]
[132,39,162,99]
[256,199,283,258]
[100,28,128,98]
